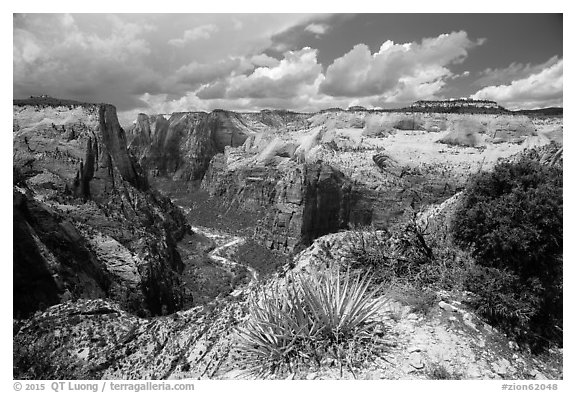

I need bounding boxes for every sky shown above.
[13,13,563,124]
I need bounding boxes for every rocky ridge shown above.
[192,110,558,251]
[13,226,562,380]
[14,101,563,380]
[13,102,190,317]
[126,109,311,181]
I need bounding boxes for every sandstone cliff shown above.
[13,102,189,317]
[128,108,560,254]
[127,109,311,181]
[202,154,370,252]
[13,104,563,380]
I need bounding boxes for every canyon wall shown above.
[128,108,559,253]
[13,102,189,317]
[126,109,311,181]
[202,154,371,252]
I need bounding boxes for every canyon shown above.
[127,108,560,253]
[13,99,563,379]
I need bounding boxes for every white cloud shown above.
[198,47,323,100]
[13,14,157,108]
[168,24,219,46]
[173,57,253,90]
[320,31,483,102]
[250,53,280,68]
[471,58,562,109]
[474,56,561,88]
[305,23,329,36]
[14,14,332,112]
[121,31,491,117]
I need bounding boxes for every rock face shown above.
[13,102,189,317]
[202,153,370,252]
[127,109,311,181]
[13,232,562,380]
[13,103,563,380]
[13,298,243,380]
[128,107,560,253]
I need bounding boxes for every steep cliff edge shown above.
[196,109,559,250]
[126,109,312,181]
[127,108,560,254]
[13,101,189,317]
[202,154,370,252]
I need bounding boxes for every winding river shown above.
[173,198,260,296]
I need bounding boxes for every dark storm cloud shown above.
[13,13,325,111]
[14,13,563,118]
[13,13,158,110]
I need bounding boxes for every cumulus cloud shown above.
[173,58,253,91]
[168,24,218,46]
[198,47,323,100]
[250,53,280,67]
[473,56,560,88]
[471,58,563,109]
[13,14,322,112]
[121,31,489,118]
[13,14,157,109]
[320,31,483,102]
[22,14,551,121]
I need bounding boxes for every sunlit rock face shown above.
[128,107,560,254]
[13,102,190,318]
[202,154,371,252]
[126,109,312,182]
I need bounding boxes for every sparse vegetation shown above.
[427,363,463,379]
[235,265,388,376]
[13,97,98,108]
[346,217,473,293]
[344,155,562,352]
[344,221,473,319]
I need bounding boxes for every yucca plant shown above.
[297,266,384,340]
[235,265,387,375]
[235,281,319,371]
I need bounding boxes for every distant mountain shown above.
[13,96,101,107]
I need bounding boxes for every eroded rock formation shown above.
[202,155,370,252]
[125,107,562,255]
[13,102,189,317]
[127,109,311,181]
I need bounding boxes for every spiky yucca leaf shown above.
[235,266,387,374]
[297,266,384,339]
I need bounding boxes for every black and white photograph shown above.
[8,4,568,390]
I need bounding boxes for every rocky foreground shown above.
[13,232,562,380]
[13,101,562,379]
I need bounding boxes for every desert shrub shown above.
[346,220,472,292]
[235,265,387,376]
[390,284,437,315]
[427,363,463,380]
[464,265,543,333]
[453,157,562,349]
